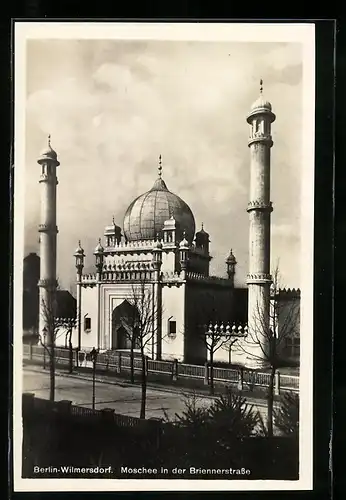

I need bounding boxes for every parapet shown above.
[206,322,248,336]
[277,288,301,300]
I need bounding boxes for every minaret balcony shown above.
[248,135,273,147]
[247,201,273,213]
[38,223,59,233]
[39,174,58,185]
[246,273,272,285]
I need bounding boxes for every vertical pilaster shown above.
[152,241,162,360]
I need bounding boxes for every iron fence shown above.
[22,344,299,393]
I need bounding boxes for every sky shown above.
[23,38,303,292]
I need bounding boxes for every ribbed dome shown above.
[123,175,195,242]
[37,135,60,165]
[251,94,272,112]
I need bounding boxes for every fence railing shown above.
[23,393,147,429]
[147,359,172,374]
[179,363,205,379]
[22,344,299,394]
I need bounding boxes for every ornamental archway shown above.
[111,300,140,350]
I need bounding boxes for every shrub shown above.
[208,390,261,440]
[170,392,210,432]
[273,391,299,437]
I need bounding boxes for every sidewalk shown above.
[23,359,277,407]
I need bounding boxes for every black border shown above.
[7,17,335,500]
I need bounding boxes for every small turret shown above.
[94,238,104,274]
[226,249,237,284]
[104,216,122,247]
[179,231,190,275]
[74,240,85,276]
[195,222,210,254]
[152,234,163,274]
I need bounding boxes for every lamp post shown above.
[94,239,104,350]
[90,347,99,410]
[74,241,85,352]
[42,326,47,369]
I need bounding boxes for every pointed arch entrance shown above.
[111,300,140,350]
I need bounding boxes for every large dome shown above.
[123,176,196,242]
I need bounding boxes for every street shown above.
[22,366,271,424]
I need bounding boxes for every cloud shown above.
[24,39,303,290]
[272,223,300,240]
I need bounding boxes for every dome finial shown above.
[158,154,162,178]
[260,79,263,94]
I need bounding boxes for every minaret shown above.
[37,135,60,336]
[246,81,276,368]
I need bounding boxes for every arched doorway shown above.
[111,300,140,350]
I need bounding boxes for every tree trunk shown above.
[267,365,275,437]
[49,335,55,401]
[68,329,73,374]
[130,339,135,384]
[210,350,214,395]
[140,352,147,419]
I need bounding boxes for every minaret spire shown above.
[158,154,162,178]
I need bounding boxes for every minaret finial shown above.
[48,134,51,147]
[78,240,81,247]
[112,215,115,225]
[158,154,162,178]
[201,222,204,230]
[98,237,101,245]
[260,79,263,94]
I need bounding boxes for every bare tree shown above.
[238,265,300,436]
[64,315,78,374]
[192,292,236,395]
[39,293,61,401]
[203,323,233,395]
[125,280,161,419]
[39,284,77,399]
[221,335,241,367]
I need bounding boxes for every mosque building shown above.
[71,155,247,364]
[35,83,301,368]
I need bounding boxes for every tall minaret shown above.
[246,81,276,368]
[37,135,60,336]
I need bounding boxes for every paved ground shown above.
[22,366,272,424]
